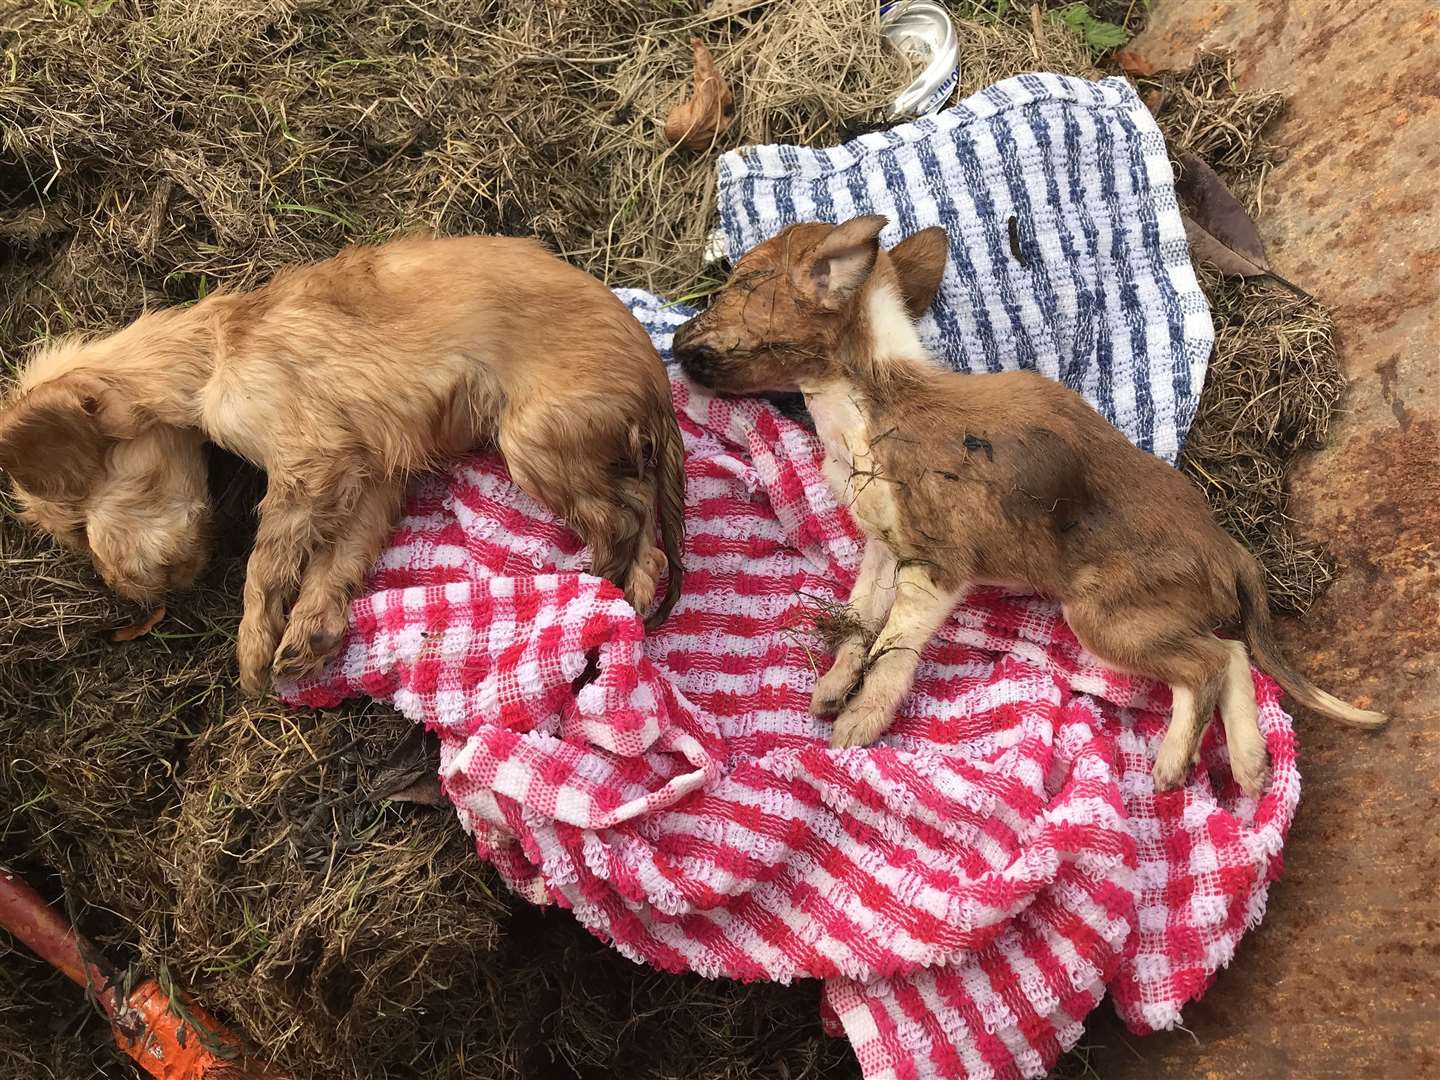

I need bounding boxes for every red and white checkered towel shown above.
[284,374,1299,1080]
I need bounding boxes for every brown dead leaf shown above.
[369,727,447,806]
[111,607,165,642]
[1114,48,1160,77]
[384,775,448,807]
[1180,211,1281,278]
[1142,89,1166,116]
[664,38,734,152]
[1175,150,1310,300]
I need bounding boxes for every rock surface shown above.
[1088,3,1439,1076]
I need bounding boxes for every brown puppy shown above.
[0,236,686,694]
[671,215,1383,795]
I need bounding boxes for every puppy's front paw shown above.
[829,696,896,749]
[272,605,349,683]
[624,547,666,614]
[810,640,865,716]
[1151,739,1193,793]
[237,629,278,698]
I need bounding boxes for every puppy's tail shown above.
[1234,552,1386,728]
[645,406,687,631]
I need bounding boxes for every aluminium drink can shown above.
[880,1,960,118]
[701,3,959,266]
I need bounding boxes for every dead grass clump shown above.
[493,906,857,1080]
[1140,53,1285,209]
[0,929,119,1080]
[0,0,914,349]
[950,5,1100,97]
[1143,53,1340,611]
[808,593,872,655]
[164,705,511,1076]
[502,0,918,290]
[170,699,856,1078]
[0,461,256,955]
[1180,271,1342,610]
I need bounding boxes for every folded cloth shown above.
[283,300,1297,1080]
[715,73,1213,462]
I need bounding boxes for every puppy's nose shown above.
[671,315,701,354]
[677,342,718,368]
[675,343,721,387]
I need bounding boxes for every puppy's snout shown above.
[679,342,720,372]
[102,567,164,606]
[673,319,721,385]
[101,554,203,604]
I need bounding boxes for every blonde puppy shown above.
[0,236,686,693]
[672,215,1384,794]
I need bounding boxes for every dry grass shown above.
[1180,270,1342,610]
[1141,53,1285,209]
[0,5,1342,1078]
[808,592,873,655]
[0,0,913,344]
[1146,55,1342,610]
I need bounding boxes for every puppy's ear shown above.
[889,226,949,319]
[805,214,889,310]
[0,375,136,501]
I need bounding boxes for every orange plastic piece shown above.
[1,866,284,1079]
[109,978,240,1079]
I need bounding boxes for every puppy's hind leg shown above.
[612,476,666,617]
[1065,605,1229,793]
[1144,639,1229,794]
[500,427,653,618]
[570,481,657,616]
[1218,638,1269,796]
[271,476,406,682]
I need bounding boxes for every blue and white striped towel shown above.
[712,73,1213,462]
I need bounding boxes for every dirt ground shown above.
[1086,2,1440,1076]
